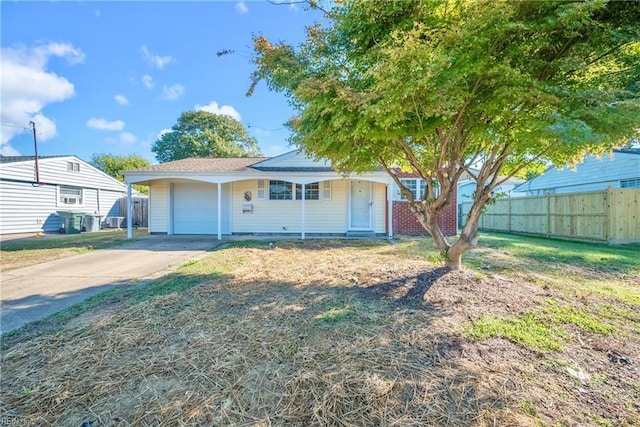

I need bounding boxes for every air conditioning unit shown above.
[62,196,79,204]
[106,216,126,228]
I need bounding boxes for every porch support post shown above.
[217,182,222,241]
[126,183,133,239]
[301,183,306,240]
[387,183,394,239]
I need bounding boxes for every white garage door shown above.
[173,183,218,234]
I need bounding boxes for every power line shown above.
[247,124,286,132]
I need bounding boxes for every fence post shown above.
[546,194,551,238]
[606,186,612,244]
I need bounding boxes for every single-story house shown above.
[514,148,640,195]
[0,155,135,234]
[123,150,458,239]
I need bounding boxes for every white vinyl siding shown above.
[373,182,386,234]
[148,180,169,233]
[0,180,124,234]
[520,151,639,195]
[232,179,348,234]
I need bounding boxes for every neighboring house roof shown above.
[0,155,71,163]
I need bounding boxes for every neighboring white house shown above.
[123,150,460,240]
[514,148,640,195]
[0,155,133,234]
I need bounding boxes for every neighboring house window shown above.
[59,186,83,206]
[67,161,80,173]
[269,180,293,200]
[295,182,320,200]
[399,179,427,201]
[621,178,640,188]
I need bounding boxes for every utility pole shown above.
[30,121,40,185]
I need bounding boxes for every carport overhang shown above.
[124,170,394,240]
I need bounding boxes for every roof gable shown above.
[251,150,333,170]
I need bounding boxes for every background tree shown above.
[250,0,640,269]
[90,153,150,194]
[152,110,262,163]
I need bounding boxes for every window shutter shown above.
[257,180,265,200]
[322,180,331,200]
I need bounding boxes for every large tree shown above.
[90,153,150,194]
[250,0,640,269]
[152,110,262,163]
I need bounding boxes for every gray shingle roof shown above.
[133,157,269,172]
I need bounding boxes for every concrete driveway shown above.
[0,236,224,334]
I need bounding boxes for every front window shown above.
[295,182,320,200]
[399,179,427,201]
[269,180,293,200]
[59,186,83,205]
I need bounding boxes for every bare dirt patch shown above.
[1,238,638,426]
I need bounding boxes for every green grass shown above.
[472,232,640,274]
[0,230,148,270]
[0,229,146,251]
[469,313,566,352]
[469,300,614,352]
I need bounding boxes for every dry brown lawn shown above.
[1,236,638,426]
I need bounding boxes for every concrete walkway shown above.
[0,236,224,334]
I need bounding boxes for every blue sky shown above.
[1,1,324,164]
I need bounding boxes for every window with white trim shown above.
[296,182,320,200]
[269,180,293,200]
[67,161,80,173]
[399,179,428,201]
[59,186,83,206]
[621,178,640,188]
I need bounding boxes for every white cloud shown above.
[0,42,83,146]
[162,84,185,101]
[141,45,174,69]
[1,144,21,156]
[119,132,137,144]
[195,101,241,121]
[236,1,249,14]
[86,117,125,131]
[114,94,130,106]
[105,132,138,145]
[141,74,154,89]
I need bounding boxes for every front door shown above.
[349,180,372,229]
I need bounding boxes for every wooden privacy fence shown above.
[118,197,148,228]
[459,187,640,244]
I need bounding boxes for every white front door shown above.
[349,180,372,229]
